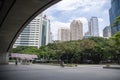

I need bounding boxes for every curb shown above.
[103,67,120,69]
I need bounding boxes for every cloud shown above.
[52,0,108,11]
[55,0,80,11]
[45,0,109,14]
[98,18,104,22]
[98,18,106,37]
[44,0,110,22]
[43,0,111,39]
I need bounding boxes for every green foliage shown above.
[11,33,120,64]
[11,46,38,55]
[112,31,120,46]
[111,31,120,54]
[112,16,120,27]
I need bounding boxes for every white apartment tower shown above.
[13,14,51,48]
[70,20,83,40]
[58,28,70,42]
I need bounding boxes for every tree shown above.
[11,35,120,64]
[11,46,38,55]
[111,31,120,64]
[112,16,120,27]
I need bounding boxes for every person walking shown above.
[15,58,18,65]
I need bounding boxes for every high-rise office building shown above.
[103,26,111,38]
[13,14,51,48]
[58,28,70,42]
[89,17,99,37]
[109,0,120,35]
[41,15,51,46]
[70,20,83,40]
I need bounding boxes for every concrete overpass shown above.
[0,0,61,64]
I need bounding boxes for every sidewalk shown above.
[0,62,61,72]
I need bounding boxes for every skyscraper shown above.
[13,14,51,48]
[89,17,99,37]
[58,28,70,42]
[103,26,111,38]
[70,20,83,40]
[41,15,51,46]
[109,0,120,35]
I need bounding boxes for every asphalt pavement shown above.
[0,64,120,80]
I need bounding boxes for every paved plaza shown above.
[0,64,120,80]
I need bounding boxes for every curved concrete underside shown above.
[0,0,60,53]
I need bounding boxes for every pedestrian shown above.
[15,58,18,65]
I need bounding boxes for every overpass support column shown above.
[0,53,9,65]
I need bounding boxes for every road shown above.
[0,64,120,80]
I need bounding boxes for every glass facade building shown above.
[103,26,111,38]
[89,17,99,37]
[109,0,120,35]
[41,17,50,46]
[41,15,51,46]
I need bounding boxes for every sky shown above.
[43,0,111,40]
